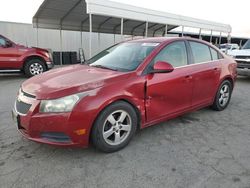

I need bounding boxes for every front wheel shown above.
[91,101,138,153]
[211,80,232,111]
[24,59,46,77]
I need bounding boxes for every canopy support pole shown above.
[60,29,63,65]
[199,28,202,39]
[210,30,213,43]
[240,40,242,48]
[227,33,231,43]
[164,25,168,37]
[181,26,184,37]
[36,27,39,47]
[89,13,92,58]
[121,18,124,41]
[145,22,148,38]
[98,33,101,52]
[219,32,222,45]
[80,30,83,49]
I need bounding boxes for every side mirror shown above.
[151,61,174,73]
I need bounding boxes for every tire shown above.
[211,80,232,111]
[91,101,138,153]
[24,59,46,77]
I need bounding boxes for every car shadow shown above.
[236,76,250,83]
[0,73,26,81]
[21,108,210,157]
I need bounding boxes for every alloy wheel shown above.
[219,84,230,107]
[29,63,44,75]
[102,110,132,146]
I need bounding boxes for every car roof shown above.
[126,37,179,43]
[126,37,210,44]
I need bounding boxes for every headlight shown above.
[39,93,87,113]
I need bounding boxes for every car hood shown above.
[22,64,130,99]
[16,44,48,52]
[31,47,49,52]
[228,49,250,56]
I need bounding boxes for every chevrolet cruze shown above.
[12,37,237,152]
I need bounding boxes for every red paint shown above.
[14,37,237,147]
[153,61,174,73]
[0,35,52,70]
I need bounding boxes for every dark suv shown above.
[0,35,53,77]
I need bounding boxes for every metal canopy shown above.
[33,0,232,36]
[33,0,232,59]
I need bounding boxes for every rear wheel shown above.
[91,101,138,153]
[24,59,46,77]
[211,80,232,111]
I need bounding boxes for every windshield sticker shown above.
[142,43,160,47]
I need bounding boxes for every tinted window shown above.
[210,48,219,60]
[152,41,187,67]
[0,37,6,47]
[189,41,212,63]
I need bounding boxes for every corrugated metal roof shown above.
[33,0,231,36]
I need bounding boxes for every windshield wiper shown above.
[91,65,118,71]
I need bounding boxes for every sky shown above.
[0,0,249,37]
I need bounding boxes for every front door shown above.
[0,36,20,69]
[145,41,194,122]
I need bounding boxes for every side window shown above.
[189,41,212,63]
[210,47,219,60]
[0,37,6,47]
[152,41,188,68]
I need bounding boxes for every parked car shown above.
[228,39,250,76]
[0,35,53,77]
[219,43,239,54]
[12,37,237,152]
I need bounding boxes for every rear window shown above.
[210,48,219,60]
[189,41,212,64]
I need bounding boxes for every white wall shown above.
[0,21,118,59]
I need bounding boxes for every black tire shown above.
[91,101,138,153]
[211,80,232,111]
[24,59,46,77]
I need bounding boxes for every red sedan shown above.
[12,37,237,152]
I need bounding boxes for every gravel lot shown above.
[0,73,250,188]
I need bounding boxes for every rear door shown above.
[145,41,194,122]
[188,41,221,107]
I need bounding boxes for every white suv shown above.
[219,43,239,54]
[228,40,250,76]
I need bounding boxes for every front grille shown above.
[235,56,250,59]
[16,100,32,115]
[41,132,71,143]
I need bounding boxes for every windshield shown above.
[243,40,250,49]
[86,42,159,72]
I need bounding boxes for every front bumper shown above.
[12,94,91,147]
[46,61,54,69]
[237,68,250,76]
